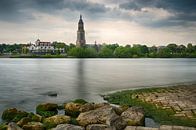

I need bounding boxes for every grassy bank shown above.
[103,86,196,127]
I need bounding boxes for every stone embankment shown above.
[0,98,195,130]
[131,85,196,119]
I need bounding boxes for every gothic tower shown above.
[76,15,86,47]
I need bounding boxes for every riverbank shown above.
[103,84,196,128]
[1,98,196,130]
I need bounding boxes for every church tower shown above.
[76,15,86,47]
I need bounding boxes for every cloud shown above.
[0,0,108,22]
[118,0,196,27]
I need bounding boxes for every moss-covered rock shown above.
[28,112,43,122]
[36,103,58,118]
[17,117,31,127]
[1,108,28,122]
[43,115,71,129]
[22,122,45,130]
[64,102,82,117]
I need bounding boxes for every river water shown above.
[0,58,196,115]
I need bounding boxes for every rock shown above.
[2,108,28,122]
[17,117,31,127]
[36,103,58,117]
[106,114,127,130]
[125,126,159,130]
[52,124,85,130]
[121,107,145,126]
[43,115,71,129]
[64,102,82,117]
[94,103,110,109]
[28,113,42,122]
[79,103,95,112]
[124,126,137,130]
[112,105,129,116]
[7,122,23,130]
[86,124,111,130]
[22,122,45,130]
[76,106,116,126]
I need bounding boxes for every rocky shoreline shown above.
[1,84,196,130]
[1,97,196,130]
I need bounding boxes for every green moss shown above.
[28,112,42,122]
[0,123,7,130]
[69,118,79,125]
[64,109,80,118]
[105,88,196,127]
[36,110,57,118]
[36,103,58,118]
[1,108,28,122]
[72,99,88,105]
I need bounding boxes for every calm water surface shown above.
[0,58,196,115]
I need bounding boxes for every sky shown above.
[0,0,195,46]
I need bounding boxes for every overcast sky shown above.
[0,0,195,46]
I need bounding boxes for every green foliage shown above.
[1,42,196,58]
[99,47,114,58]
[114,46,132,58]
[68,47,97,58]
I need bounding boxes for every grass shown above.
[104,88,196,127]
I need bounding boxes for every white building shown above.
[27,39,64,54]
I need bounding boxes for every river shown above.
[0,58,196,115]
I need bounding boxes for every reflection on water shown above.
[76,59,87,99]
[0,58,196,115]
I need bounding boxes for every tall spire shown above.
[76,15,86,47]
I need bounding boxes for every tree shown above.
[167,43,178,54]
[67,47,97,58]
[114,46,132,58]
[98,47,113,58]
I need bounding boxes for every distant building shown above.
[27,39,64,54]
[76,15,86,47]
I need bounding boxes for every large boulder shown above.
[43,115,71,129]
[86,124,111,130]
[36,103,58,117]
[121,107,145,126]
[22,122,45,130]
[2,108,28,122]
[76,106,116,126]
[7,122,23,130]
[52,124,85,130]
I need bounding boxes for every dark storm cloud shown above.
[0,0,195,28]
[0,0,107,22]
[119,0,196,26]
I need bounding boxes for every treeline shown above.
[67,43,196,58]
[0,42,196,58]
